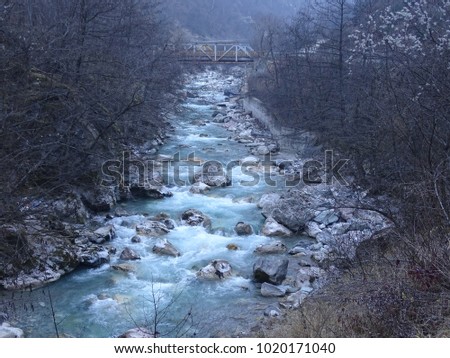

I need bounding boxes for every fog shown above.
[162,0,306,40]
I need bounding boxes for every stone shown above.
[181,209,212,230]
[0,322,24,338]
[52,195,89,224]
[261,217,292,237]
[295,267,326,287]
[304,221,323,238]
[257,193,281,211]
[92,225,116,244]
[264,305,282,317]
[112,263,136,273]
[118,327,156,338]
[234,222,253,236]
[152,239,181,257]
[288,245,306,255]
[129,183,173,199]
[81,187,117,213]
[136,221,170,237]
[120,247,141,261]
[79,246,110,267]
[114,207,130,217]
[197,259,232,280]
[189,182,211,194]
[255,145,270,156]
[194,161,231,187]
[284,291,308,309]
[151,213,177,230]
[262,189,327,232]
[254,241,288,255]
[261,282,288,297]
[131,236,141,243]
[313,209,339,226]
[240,156,260,166]
[226,243,239,251]
[253,257,289,285]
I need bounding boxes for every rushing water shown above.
[7,70,309,338]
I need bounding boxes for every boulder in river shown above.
[79,246,110,267]
[151,213,177,230]
[197,259,232,280]
[92,225,116,244]
[120,247,141,261]
[111,263,136,273]
[194,161,231,187]
[253,257,289,285]
[129,183,173,199]
[180,209,212,230]
[152,239,181,257]
[136,220,170,237]
[261,217,293,237]
[234,222,253,236]
[189,182,211,194]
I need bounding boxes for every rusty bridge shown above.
[180,41,257,63]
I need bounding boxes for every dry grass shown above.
[261,229,450,338]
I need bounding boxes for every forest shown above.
[249,0,450,337]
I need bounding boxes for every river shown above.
[6,68,312,338]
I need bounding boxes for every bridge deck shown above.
[180,42,257,63]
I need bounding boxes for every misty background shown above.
[162,0,304,40]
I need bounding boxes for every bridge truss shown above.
[181,41,256,63]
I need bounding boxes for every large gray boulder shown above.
[129,183,173,199]
[253,257,289,285]
[261,217,292,237]
[234,222,253,236]
[261,189,330,232]
[261,282,288,297]
[197,259,232,280]
[152,240,181,257]
[180,209,212,230]
[257,193,281,209]
[91,225,116,244]
[79,246,110,267]
[81,187,117,213]
[120,247,141,261]
[52,194,89,224]
[136,221,170,237]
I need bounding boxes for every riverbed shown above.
[5,68,313,338]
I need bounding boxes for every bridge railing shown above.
[180,42,257,63]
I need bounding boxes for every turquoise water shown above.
[7,70,305,338]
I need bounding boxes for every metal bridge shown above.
[180,41,256,63]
